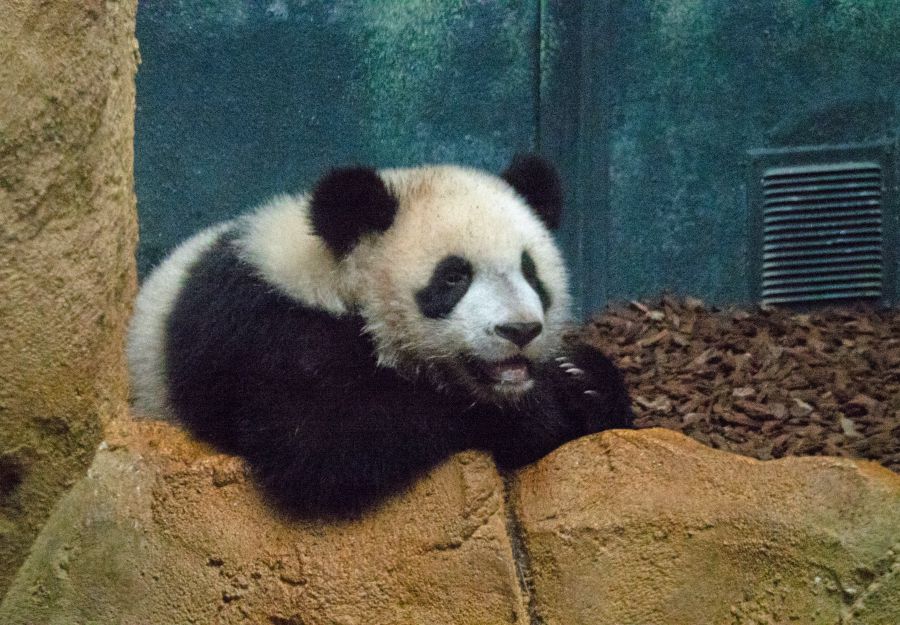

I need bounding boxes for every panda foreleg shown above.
[552,344,634,432]
[481,387,579,470]
[486,345,633,470]
[242,391,470,518]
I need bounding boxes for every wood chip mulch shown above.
[580,296,900,473]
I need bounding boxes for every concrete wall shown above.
[134,0,539,278]
[0,0,138,596]
[135,0,900,314]
[548,0,900,310]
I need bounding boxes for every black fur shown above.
[165,234,631,518]
[501,154,563,230]
[308,167,398,257]
[521,250,551,311]
[415,255,474,319]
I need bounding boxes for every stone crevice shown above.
[500,471,544,625]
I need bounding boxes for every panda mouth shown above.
[465,356,533,389]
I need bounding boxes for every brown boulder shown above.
[511,428,900,625]
[0,0,138,594]
[0,419,528,625]
[3,425,899,624]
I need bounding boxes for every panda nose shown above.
[494,322,543,348]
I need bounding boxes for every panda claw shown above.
[558,361,575,370]
[554,356,568,363]
[584,390,599,396]
[565,367,585,376]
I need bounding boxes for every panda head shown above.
[308,155,571,400]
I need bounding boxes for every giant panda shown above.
[127,155,632,516]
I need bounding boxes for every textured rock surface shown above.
[0,0,138,595]
[512,428,900,625]
[0,419,528,625]
[4,424,899,624]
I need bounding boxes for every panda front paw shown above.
[552,344,634,432]
[555,356,598,397]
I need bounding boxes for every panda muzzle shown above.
[467,355,532,386]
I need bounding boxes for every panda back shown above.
[159,229,378,454]
[127,222,234,419]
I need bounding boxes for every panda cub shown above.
[127,155,632,516]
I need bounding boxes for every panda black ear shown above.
[309,166,399,257]
[501,154,563,230]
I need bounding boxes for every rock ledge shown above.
[2,421,898,625]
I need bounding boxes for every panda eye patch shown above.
[521,250,551,311]
[415,255,473,319]
[443,270,468,287]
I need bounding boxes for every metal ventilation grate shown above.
[760,161,883,304]
[749,142,897,307]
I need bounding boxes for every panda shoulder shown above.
[234,194,351,315]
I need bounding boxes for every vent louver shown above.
[759,161,885,305]
[749,141,899,307]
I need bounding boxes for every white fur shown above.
[234,194,351,315]
[126,222,232,418]
[455,271,546,340]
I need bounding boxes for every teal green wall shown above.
[136,1,900,314]
[135,0,539,275]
